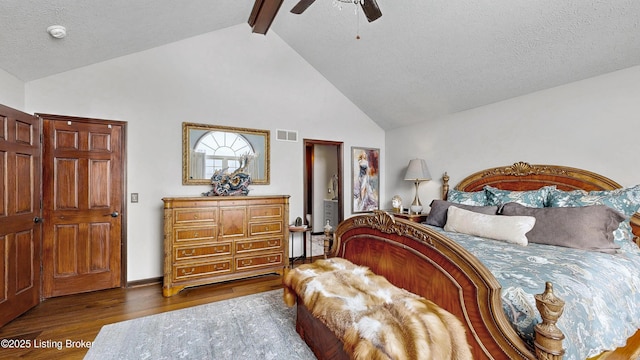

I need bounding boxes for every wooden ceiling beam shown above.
[248,0,284,35]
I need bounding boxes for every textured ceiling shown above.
[1,1,640,130]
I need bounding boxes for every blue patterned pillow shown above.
[548,185,640,218]
[614,221,635,243]
[484,185,555,208]
[447,189,488,206]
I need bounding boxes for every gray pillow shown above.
[425,200,499,227]
[500,202,625,253]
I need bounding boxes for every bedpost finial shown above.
[538,282,564,306]
[534,282,566,359]
[442,172,450,200]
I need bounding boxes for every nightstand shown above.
[389,211,428,223]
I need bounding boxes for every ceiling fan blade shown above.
[360,0,382,22]
[291,0,317,14]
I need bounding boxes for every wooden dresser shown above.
[162,195,290,297]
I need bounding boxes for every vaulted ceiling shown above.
[2,1,640,130]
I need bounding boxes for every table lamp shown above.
[404,159,431,214]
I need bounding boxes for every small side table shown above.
[389,211,428,223]
[289,225,311,267]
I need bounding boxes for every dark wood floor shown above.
[0,274,285,360]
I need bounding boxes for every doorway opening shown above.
[303,139,343,234]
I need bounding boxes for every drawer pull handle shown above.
[241,243,253,250]
[181,267,195,276]
[181,249,195,256]
[241,259,253,266]
[194,232,199,237]
[268,256,278,263]
[214,264,226,271]
[267,241,278,247]
[214,247,226,253]
[193,214,199,219]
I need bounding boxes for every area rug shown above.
[85,289,316,360]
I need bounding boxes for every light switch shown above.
[131,193,139,203]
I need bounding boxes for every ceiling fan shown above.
[249,0,382,35]
[291,0,382,23]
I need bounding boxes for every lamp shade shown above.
[404,159,431,181]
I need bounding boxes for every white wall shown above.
[25,24,385,281]
[0,68,25,110]
[386,65,640,211]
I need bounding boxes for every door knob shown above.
[111,211,119,218]
[33,217,42,223]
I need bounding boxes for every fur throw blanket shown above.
[283,258,472,360]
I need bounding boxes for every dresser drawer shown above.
[249,205,283,220]
[174,227,216,243]
[236,253,283,271]
[174,243,231,261]
[236,237,282,254]
[173,260,232,281]
[248,221,283,237]
[174,208,217,224]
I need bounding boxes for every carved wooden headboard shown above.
[442,161,640,240]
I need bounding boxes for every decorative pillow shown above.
[447,189,488,206]
[500,202,624,253]
[613,221,635,243]
[548,186,640,243]
[425,200,498,227]
[547,185,640,218]
[484,185,555,208]
[444,206,535,246]
[546,188,586,207]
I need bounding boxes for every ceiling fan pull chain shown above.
[355,0,364,40]
[356,7,361,39]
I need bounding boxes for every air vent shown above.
[276,129,298,142]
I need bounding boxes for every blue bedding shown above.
[426,225,640,360]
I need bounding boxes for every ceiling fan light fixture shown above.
[290,0,381,25]
[47,25,67,39]
[333,0,364,12]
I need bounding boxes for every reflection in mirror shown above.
[182,122,270,185]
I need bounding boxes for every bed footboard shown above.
[296,300,350,360]
[330,210,565,360]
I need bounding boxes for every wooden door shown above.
[0,104,41,327]
[41,115,125,298]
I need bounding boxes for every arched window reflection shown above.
[194,131,255,179]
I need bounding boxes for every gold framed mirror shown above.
[182,122,270,185]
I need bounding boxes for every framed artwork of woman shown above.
[351,147,380,213]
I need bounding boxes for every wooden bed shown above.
[291,162,640,360]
